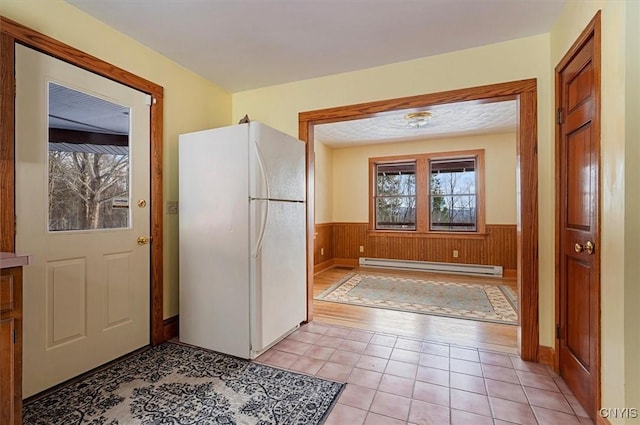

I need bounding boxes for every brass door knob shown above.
[574,240,595,255]
[584,240,595,255]
[137,236,152,245]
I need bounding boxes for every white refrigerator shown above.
[178,122,307,359]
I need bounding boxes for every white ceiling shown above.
[61,0,563,144]
[66,0,565,93]
[315,100,518,147]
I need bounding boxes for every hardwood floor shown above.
[311,267,518,354]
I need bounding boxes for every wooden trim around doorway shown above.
[299,79,539,361]
[0,16,166,346]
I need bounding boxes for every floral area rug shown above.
[23,342,343,425]
[316,273,518,325]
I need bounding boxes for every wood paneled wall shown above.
[314,223,517,271]
[314,223,335,268]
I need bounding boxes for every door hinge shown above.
[13,328,17,343]
[556,323,561,339]
[556,108,564,125]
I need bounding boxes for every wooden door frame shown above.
[0,17,166,346]
[554,11,602,415]
[299,79,540,360]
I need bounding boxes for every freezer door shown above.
[249,122,306,201]
[250,199,306,353]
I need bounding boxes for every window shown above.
[430,158,477,231]
[48,83,131,232]
[374,162,416,230]
[370,150,485,234]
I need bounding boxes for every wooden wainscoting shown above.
[486,225,518,270]
[313,223,335,273]
[324,222,516,271]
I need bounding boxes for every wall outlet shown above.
[321,248,324,256]
[453,250,459,258]
[359,245,364,253]
[166,201,179,214]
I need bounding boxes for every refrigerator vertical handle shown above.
[252,200,268,258]
[255,143,270,199]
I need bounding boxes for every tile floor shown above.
[255,321,594,425]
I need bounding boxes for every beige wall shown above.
[550,1,639,422]
[325,132,516,224]
[624,1,640,418]
[0,0,233,318]
[314,140,334,224]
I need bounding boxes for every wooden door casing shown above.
[300,79,539,361]
[555,12,601,419]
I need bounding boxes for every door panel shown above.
[15,45,151,397]
[105,252,134,328]
[565,258,591,367]
[567,62,593,109]
[556,25,600,419]
[47,258,87,347]
[566,126,592,229]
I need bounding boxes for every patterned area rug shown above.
[316,273,518,325]
[23,342,343,425]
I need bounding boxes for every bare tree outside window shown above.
[49,149,130,231]
[430,158,477,231]
[375,162,416,229]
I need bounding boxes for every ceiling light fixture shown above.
[404,111,433,128]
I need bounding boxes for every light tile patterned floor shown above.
[254,321,594,425]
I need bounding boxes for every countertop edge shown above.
[0,252,31,269]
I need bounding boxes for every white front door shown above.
[15,45,151,397]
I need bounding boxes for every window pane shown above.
[375,162,416,230]
[376,197,416,229]
[376,162,416,195]
[430,195,476,231]
[430,158,477,231]
[48,83,130,231]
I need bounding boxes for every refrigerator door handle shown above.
[255,143,270,199]
[252,200,268,258]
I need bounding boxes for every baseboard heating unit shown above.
[358,257,503,277]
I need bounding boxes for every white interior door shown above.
[15,45,151,397]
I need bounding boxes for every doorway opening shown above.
[299,79,539,360]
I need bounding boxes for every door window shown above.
[48,83,131,231]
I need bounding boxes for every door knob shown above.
[137,236,152,245]
[574,240,595,255]
[584,240,595,255]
